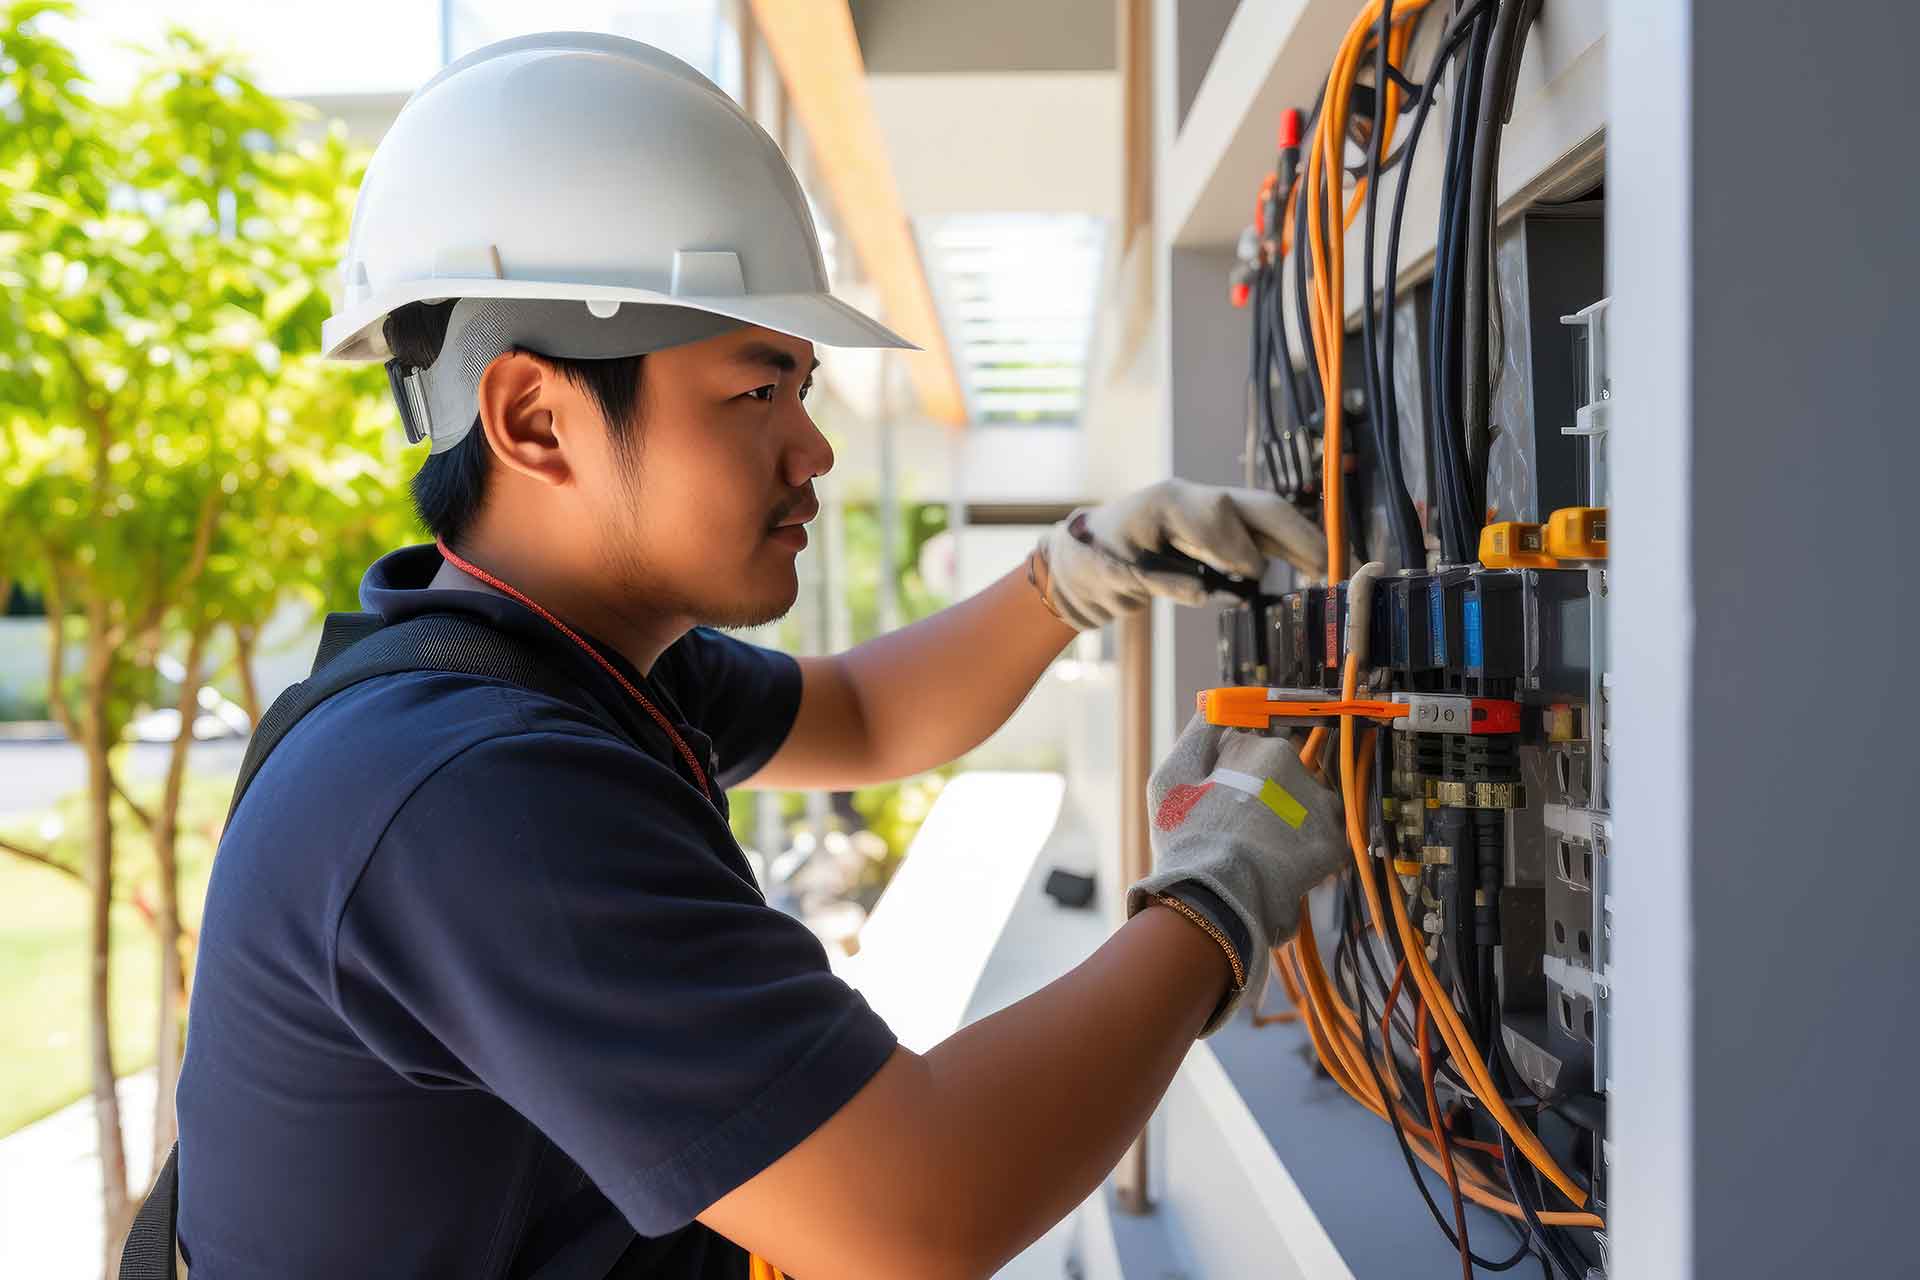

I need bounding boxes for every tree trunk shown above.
[231,623,261,727]
[82,641,132,1273]
[149,626,207,1178]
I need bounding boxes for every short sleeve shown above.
[658,628,802,787]
[331,727,896,1235]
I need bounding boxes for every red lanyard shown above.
[434,538,712,802]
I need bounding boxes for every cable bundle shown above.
[1239,3,1605,1275]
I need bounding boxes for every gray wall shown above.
[1165,247,1247,730]
[1688,1,1919,1273]
[1174,0,1240,128]
[1611,2,1920,1275]
[850,0,1116,72]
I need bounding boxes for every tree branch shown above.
[112,776,155,832]
[54,335,115,520]
[40,566,82,743]
[138,486,223,642]
[0,834,84,885]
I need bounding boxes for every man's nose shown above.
[782,406,834,486]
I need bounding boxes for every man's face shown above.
[579,325,831,630]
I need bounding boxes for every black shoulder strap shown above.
[225,610,635,826]
[118,1144,179,1279]
[125,610,649,1280]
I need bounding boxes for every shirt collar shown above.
[358,544,694,730]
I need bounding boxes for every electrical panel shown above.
[1213,284,1612,1263]
[1217,22,1614,1259]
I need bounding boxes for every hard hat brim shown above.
[324,279,920,362]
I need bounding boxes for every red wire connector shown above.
[1278,107,1303,151]
[1272,108,1304,247]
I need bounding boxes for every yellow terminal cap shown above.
[1479,521,1557,569]
[1544,506,1608,560]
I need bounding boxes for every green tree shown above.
[0,4,413,1264]
[841,499,948,644]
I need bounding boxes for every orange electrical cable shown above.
[1382,845,1589,1206]
[1277,943,1307,1007]
[1292,941,1373,1106]
[1251,950,1302,1026]
[1376,972,1602,1229]
[1294,923,1573,1226]
[1338,653,1389,937]
[1294,902,1385,1110]
[1333,621,1587,1202]
[1260,0,1601,1230]
[1300,725,1331,772]
[1304,0,1436,584]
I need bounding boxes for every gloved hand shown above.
[1032,479,1326,631]
[1128,715,1348,1034]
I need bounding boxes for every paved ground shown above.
[0,738,249,818]
[0,1070,156,1279]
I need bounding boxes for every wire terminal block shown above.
[1393,693,1523,735]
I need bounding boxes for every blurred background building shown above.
[0,3,1145,1274]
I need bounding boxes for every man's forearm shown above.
[751,562,1077,789]
[700,904,1230,1278]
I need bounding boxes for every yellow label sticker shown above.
[1258,778,1308,828]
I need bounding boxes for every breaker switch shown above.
[1479,521,1558,569]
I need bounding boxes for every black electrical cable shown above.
[1263,265,1308,497]
[1346,471,1369,566]
[1376,0,1495,571]
[1346,915,1531,1272]
[1485,1001,1592,1280]
[1285,83,1329,454]
[1460,0,1533,525]
[1446,17,1492,550]
[1248,265,1294,495]
[1439,2,1494,556]
[1291,150,1325,443]
[1426,5,1493,561]
[1360,0,1426,570]
[1501,1131,1588,1280]
[1345,862,1480,1099]
[1264,262,1315,494]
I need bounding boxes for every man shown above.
[175,33,1351,1278]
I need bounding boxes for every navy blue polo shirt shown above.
[176,545,897,1278]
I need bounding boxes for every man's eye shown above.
[745,385,777,402]
[798,379,813,402]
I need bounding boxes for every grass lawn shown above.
[0,772,229,1137]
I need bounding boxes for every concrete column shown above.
[1609,3,1920,1275]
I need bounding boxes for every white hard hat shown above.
[323,31,916,451]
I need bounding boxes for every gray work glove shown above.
[1034,479,1326,631]
[1128,715,1349,1035]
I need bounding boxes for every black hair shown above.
[383,300,648,547]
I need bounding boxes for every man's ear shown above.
[475,351,573,489]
